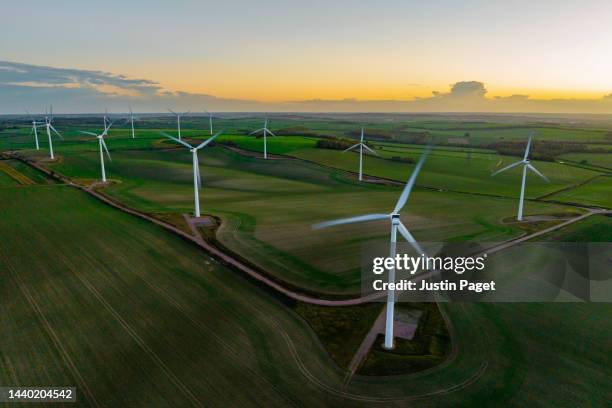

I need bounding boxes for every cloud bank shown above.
[1,61,611,114]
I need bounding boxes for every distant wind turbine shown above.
[343,127,377,181]
[491,132,548,221]
[25,109,44,150]
[128,106,136,139]
[160,130,223,217]
[168,109,190,140]
[204,110,220,135]
[249,117,276,159]
[104,109,112,132]
[43,106,62,159]
[313,146,431,350]
[80,120,113,182]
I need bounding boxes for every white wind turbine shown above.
[204,110,219,135]
[491,132,548,221]
[25,109,44,150]
[249,117,276,159]
[128,106,136,139]
[42,106,62,159]
[103,108,112,132]
[161,130,223,217]
[313,147,431,350]
[80,121,113,182]
[168,109,190,140]
[343,127,377,181]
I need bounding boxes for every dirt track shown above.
[9,152,610,309]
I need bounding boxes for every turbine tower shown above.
[343,127,377,181]
[168,109,190,140]
[204,110,218,135]
[43,106,62,159]
[103,109,112,133]
[249,117,276,159]
[313,147,431,349]
[25,109,44,150]
[128,106,136,139]
[161,130,223,217]
[80,121,113,182]
[491,132,548,221]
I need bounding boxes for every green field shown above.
[560,152,612,170]
[549,176,612,208]
[0,185,352,406]
[30,145,574,296]
[2,115,611,406]
[181,133,601,199]
[1,184,609,406]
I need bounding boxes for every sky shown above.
[1,0,612,113]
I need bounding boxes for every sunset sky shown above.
[2,0,612,112]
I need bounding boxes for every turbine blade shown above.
[527,163,549,182]
[392,146,432,214]
[167,108,177,115]
[249,128,264,135]
[196,130,223,150]
[397,221,425,256]
[362,144,377,155]
[491,160,523,176]
[49,124,63,139]
[102,138,112,161]
[160,131,192,149]
[80,130,98,137]
[312,213,389,230]
[102,121,114,136]
[343,143,360,152]
[266,129,277,137]
[360,127,364,143]
[523,133,533,160]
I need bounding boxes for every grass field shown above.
[560,152,612,170]
[548,176,612,208]
[190,134,601,199]
[1,184,609,406]
[2,116,611,406]
[31,145,574,296]
[0,185,354,406]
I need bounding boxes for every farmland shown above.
[549,176,612,208]
[1,184,610,406]
[1,113,611,406]
[30,144,574,296]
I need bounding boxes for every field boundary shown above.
[0,159,34,185]
[5,152,378,306]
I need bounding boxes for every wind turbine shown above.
[204,110,219,135]
[43,106,62,159]
[25,109,44,150]
[160,130,223,217]
[80,121,113,182]
[249,117,276,159]
[128,106,136,139]
[103,109,112,132]
[313,147,431,349]
[343,127,377,181]
[491,132,548,221]
[168,109,190,140]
